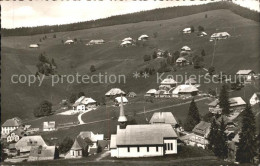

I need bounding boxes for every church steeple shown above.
[118,95,127,129]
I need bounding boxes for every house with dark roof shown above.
[127,92,137,98]
[172,85,199,98]
[110,100,178,158]
[208,97,246,114]
[1,117,22,135]
[149,112,178,127]
[72,96,97,112]
[105,88,126,97]
[28,145,59,161]
[250,92,260,105]
[15,135,47,155]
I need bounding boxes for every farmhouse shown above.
[43,121,56,131]
[28,145,59,161]
[87,39,105,45]
[127,92,137,98]
[115,96,128,105]
[210,32,230,40]
[65,131,104,159]
[138,34,149,41]
[64,39,74,45]
[181,121,211,149]
[15,135,47,155]
[160,78,177,88]
[29,44,39,48]
[176,57,187,66]
[145,89,157,97]
[172,85,199,97]
[120,41,132,47]
[182,27,191,34]
[122,37,133,42]
[181,46,191,52]
[250,92,260,105]
[236,70,255,81]
[1,117,22,135]
[105,88,126,97]
[110,101,178,158]
[72,96,97,112]
[6,126,28,143]
[198,31,207,37]
[208,97,246,114]
[149,112,178,127]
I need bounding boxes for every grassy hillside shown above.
[1,9,260,123]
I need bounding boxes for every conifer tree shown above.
[215,117,228,159]
[208,118,218,150]
[184,98,201,131]
[219,84,230,115]
[236,103,257,163]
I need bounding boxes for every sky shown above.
[1,0,259,29]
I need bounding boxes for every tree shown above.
[236,104,257,163]
[53,34,56,38]
[90,65,96,72]
[208,66,215,76]
[78,92,85,98]
[33,100,52,117]
[216,117,228,159]
[162,50,169,58]
[198,25,205,32]
[143,55,151,62]
[152,51,157,59]
[208,118,218,150]
[51,58,57,68]
[58,137,74,154]
[184,99,201,131]
[219,84,230,115]
[201,49,206,56]
[39,39,42,42]
[153,32,158,38]
[69,93,77,103]
[193,55,204,69]
[205,14,208,18]
[190,26,195,33]
[39,54,48,63]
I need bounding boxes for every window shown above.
[170,143,173,150]
[156,146,158,152]
[167,143,170,150]
[127,147,130,152]
[147,147,149,152]
[137,147,140,152]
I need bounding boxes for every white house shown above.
[122,37,133,42]
[172,85,199,97]
[72,96,97,112]
[138,34,149,41]
[181,46,191,52]
[182,28,191,34]
[65,131,104,159]
[145,89,157,97]
[115,96,128,105]
[1,117,22,135]
[176,57,188,66]
[43,121,56,131]
[120,41,132,47]
[198,31,207,37]
[105,88,126,97]
[64,40,74,45]
[210,32,230,40]
[87,39,105,45]
[29,44,39,48]
[250,92,260,105]
[180,121,211,149]
[236,70,255,81]
[149,112,178,127]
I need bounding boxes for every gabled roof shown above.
[71,138,83,150]
[15,136,47,152]
[105,88,125,96]
[176,57,187,63]
[192,121,211,136]
[116,124,177,146]
[161,78,177,85]
[64,39,74,43]
[216,115,232,125]
[115,96,128,103]
[146,89,157,94]
[236,70,254,75]
[185,78,197,84]
[183,27,191,32]
[138,34,149,40]
[28,146,56,160]
[208,97,246,107]
[172,85,198,95]
[121,41,132,45]
[181,46,191,51]
[73,96,96,107]
[122,37,133,42]
[149,112,178,125]
[7,126,27,138]
[127,92,137,97]
[253,92,260,99]
[211,32,230,38]
[2,117,22,127]
[78,131,104,142]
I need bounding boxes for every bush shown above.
[143,55,151,62]
[34,100,52,117]
[69,93,77,103]
[58,137,73,154]
[90,65,96,72]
